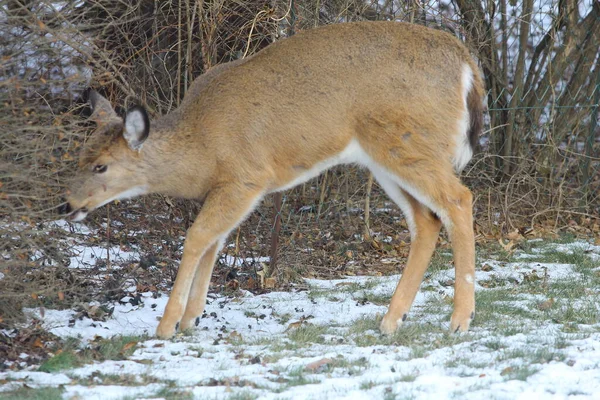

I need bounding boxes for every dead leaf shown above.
[481,264,494,272]
[506,229,523,241]
[265,277,277,289]
[121,341,137,352]
[226,279,240,291]
[285,321,304,331]
[498,238,515,253]
[133,359,154,365]
[228,331,242,342]
[58,292,65,301]
[537,298,555,311]
[245,277,257,289]
[439,279,454,287]
[305,358,333,372]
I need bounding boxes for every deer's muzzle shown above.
[58,200,89,222]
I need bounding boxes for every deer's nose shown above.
[58,200,72,215]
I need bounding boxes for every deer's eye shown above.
[93,164,107,173]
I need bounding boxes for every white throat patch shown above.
[96,185,149,209]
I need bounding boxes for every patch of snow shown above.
[64,384,164,400]
[2,237,600,398]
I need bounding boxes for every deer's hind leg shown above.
[375,165,475,332]
[358,113,476,332]
[371,170,442,333]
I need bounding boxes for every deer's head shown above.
[61,91,151,221]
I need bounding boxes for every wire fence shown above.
[0,0,599,325]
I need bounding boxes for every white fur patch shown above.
[124,109,147,150]
[273,140,448,237]
[370,169,416,239]
[96,185,149,209]
[275,140,370,191]
[70,209,88,222]
[125,109,145,135]
[465,274,474,284]
[452,64,474,173]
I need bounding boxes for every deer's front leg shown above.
[156,186,263,339]
[179,240,222,331]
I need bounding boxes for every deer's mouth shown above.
[68,207,89,222]
[58,201,89,222]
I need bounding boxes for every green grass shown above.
[271,367,321,391]
[352,292,393,306]
[150,386,194,400]
[38,348,81,373]
[72,373,163,387]
[0,387,64,400]
[346,314,474,352]
[476,241,513,262]
[471,240,600,334]
[498,347,566,364]
[483,339,506,351]
[501,364,540,381]
[546,299,600,326]
[307,279,382,303]
[249,323,331,351]
[472,288,533,327]
[397,371,419,382]
[533,248,596,269]
[551,233,578,244]
[443,354,491,370]
[225,391,259,400]
[38,335,146,373]
[426,251,454,274]
[348,315,379,335]
[286,324,329,345]
[320,355,369,376]
[359,380,377,390]
[272,311,292,325]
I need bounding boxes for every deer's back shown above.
[174,22,481,184]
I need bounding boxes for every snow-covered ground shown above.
[1,223,600,399]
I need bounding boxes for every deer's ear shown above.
[88,90,120,123]
[124,106,150,151]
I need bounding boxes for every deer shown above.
[60,21,484,339]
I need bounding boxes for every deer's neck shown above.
[142,130,215,200]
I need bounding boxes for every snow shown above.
[64,384,165,400]
[2,227,600,398]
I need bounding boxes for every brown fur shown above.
[64,21,484,339]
